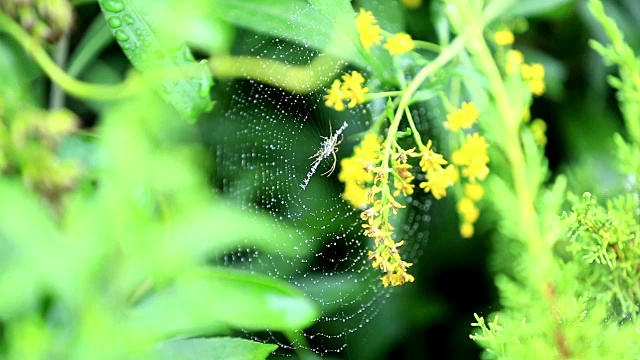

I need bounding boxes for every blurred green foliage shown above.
[1,0,640,359]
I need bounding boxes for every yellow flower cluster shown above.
[339,136,420,286]
[384,33,415,56]
[494,30,515,46]
[444,101,480,132]
[356,8,415,56]
[339,133,381,208]
[418,140,458,199]
[521,63,545,96]
[503,49,546,96]
[530,118,547,146]
[452,133,490,182]
[458,183,484,238]
[355,8,382,51]
[444,102,490,238]
[324,71,369,111]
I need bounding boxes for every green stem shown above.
[383,35,466,168]
[414,40,442,53]
[456,0,546,287]
[366,91,403,100]
[49,30,70,109]
[209,53,342,95]
[404,107,425,149]
[0,11,137,100]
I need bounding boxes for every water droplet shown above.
[107,17,122,28]
[101,0,125,13]
[114,29,130,42]
[123,14,135,25]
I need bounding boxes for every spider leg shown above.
[322,151,338,176]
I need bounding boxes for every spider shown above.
[310,121,345,176]
[300,121,348,190]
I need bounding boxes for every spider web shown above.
[201,1,441,356]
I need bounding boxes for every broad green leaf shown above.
[167,199,312,260]
[97,0,214,122]
[130,268,320,336]
[157,337,277,360]
[217,0,365,68]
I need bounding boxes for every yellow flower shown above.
[342,182,369,209]
[506,50,524,74]
[419,165,458,200]
[453,133,490,182]
[324,79,347,111]
[355,8,382,51]
[531,118,547,146]
[462,161,490,182]
[394,176,415,197]
[342,71,369,108]
[339,133,381,208]
[360,132,382,154]
[381,268,415,287]
[324,71,369,111]
[521,63,545,96]
[452,133,489,166]
[444,101,480,132]
[464,182,484,201]
[384,33,415,56]
[460,222,474,238]
[394,147,419,164]
[494,30,514,45]
[457,197,479,223]
[419,140,447,172]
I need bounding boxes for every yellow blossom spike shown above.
[462,161,490,182]
[324,79,347,111]
[355,8,382,51]
[464,182,484,201]
[341,71,369,108]
[419,140,447,172]
[457,197,480,223]
[521,63,545,96]
[460,222,474,238]
[339,133,382,209]
[531,119,547,146]
[494,30,514,45]
[452,133,490,166]
[384,33,415,55]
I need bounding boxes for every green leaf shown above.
[130,268,320,337]
[0,181,60,316]
[157,337,277,360]
[217,0,365,67]
[97,0,214,122]
[167,199,312,259]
